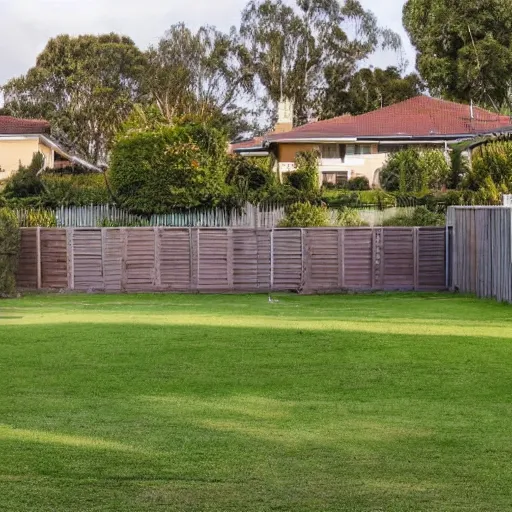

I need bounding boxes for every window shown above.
[322,171,349,186]
[346,144,372,156]
[321,144,340,159]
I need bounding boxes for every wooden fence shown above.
[449,207,512,303]
[16,227,447,293]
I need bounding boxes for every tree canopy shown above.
[241,0,402,124]
[322,66,424,118]
[2,34,146,165]
[403,0,512,111]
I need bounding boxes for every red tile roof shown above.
[268,96,512,142]
[0,116,51,135]
[229,136,264,153]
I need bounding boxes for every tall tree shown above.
[322,66,424,118]
[403,0,512,111]
[240,0,402,125]
[2,34,146,165]
[144,24,254,137]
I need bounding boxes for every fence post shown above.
[154,227,161,290]
[66,227,74,290]
[227,228,234,290]
[36,227,42,289]
[270,229,275,291]
[121,228,128,292]
[413,227,419,291]
[338,229,345,289]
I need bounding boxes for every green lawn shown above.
[1,293,512,511]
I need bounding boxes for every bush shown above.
[109,122,229,213]
[278,202,329,227]
[336,208,368,227]
[322,189,395,208]
[17,209,57,228]
[3,153,45,199]
[382,206,445,227]
[346,176,370,191]
[380,149,450,193]
[287,151,320,194]
[462,142,512,202]
[0,208,20,296]
[41,173,110,207]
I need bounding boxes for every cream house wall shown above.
[0,138,54,179]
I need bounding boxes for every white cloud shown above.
[0,0,415,97]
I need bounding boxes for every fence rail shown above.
[449,206,512,303]
[16,227,447,293]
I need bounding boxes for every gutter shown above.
[39,135,102,173]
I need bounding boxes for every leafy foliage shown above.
[403,0,512,110]
[287,151,320,194]
[109,122,230,213]
[16,209,57,228]
[41,174,110,207]
[144,24,254,138]
[0,208,20,296]
[241,0,402,124]
[2,34,146,164]
[346,176,370,191]
[462,142,512,202]
[3,153,45,199]
[380,149,450,193]
[382,206,445,227]
[278,201,329,227]
[322,66,424,118]
[335,208,368,227]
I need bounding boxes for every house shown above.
[0,116,100,179]
[232,96,512,187]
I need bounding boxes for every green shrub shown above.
[380,149,450,193]
[41,173,110,207]
[346,176,370,191]
[382,206,445,227]
[335,208,368,227]
[3,153,45,199]
[462,142,512,202]
[287,151,320,194]
[17,209,57,228]
[109,122,229,213]
[0,208,20,296]
[98,218,150,227]
[278,202,329,227]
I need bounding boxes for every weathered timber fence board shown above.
[449,206,512,303]
[16,227,447,293]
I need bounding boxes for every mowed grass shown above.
[1,293,512,511]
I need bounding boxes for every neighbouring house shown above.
[0,116,100,179]
[231,96,512,187]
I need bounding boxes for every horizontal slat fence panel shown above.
[40,229,68,289]
[16,227,448,293]
[16,229,38,289]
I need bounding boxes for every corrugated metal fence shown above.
[16,227,447,293]
[449,206,512,303]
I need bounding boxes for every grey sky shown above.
[0,0,414,91]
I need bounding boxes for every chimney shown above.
[273,98,294,134]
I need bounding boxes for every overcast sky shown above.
[0,0,414,94]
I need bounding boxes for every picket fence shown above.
[17,226,447,293]
[449,206,512,303]
[13,204,418,228]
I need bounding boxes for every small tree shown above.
[288,151,320,194]
[0,208,20,296]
